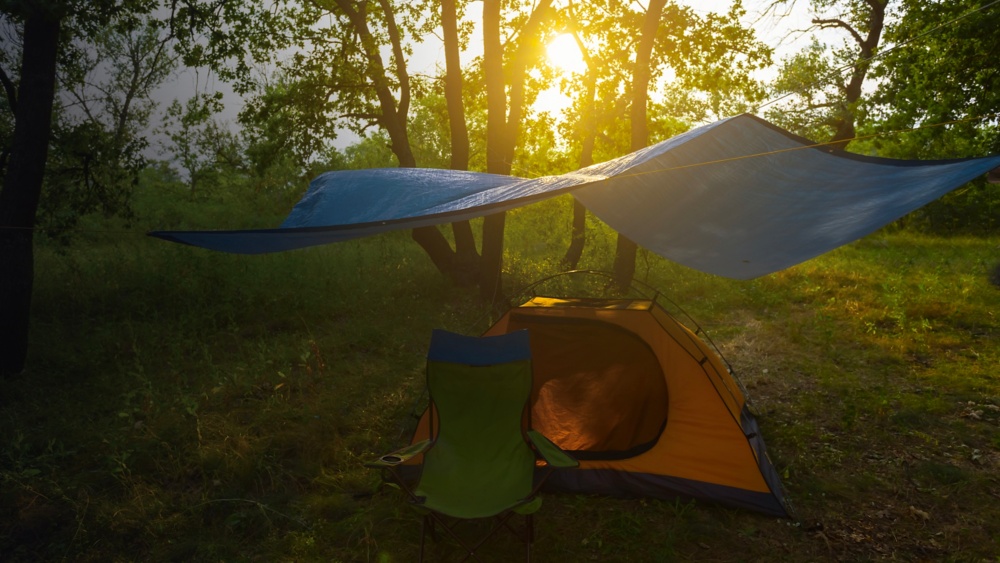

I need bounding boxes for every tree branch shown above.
[376,0,409,124]
[812,17,864,47]
[331,0,414,166]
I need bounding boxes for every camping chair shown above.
[367,329,578,562]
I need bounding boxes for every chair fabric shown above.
[369,329,577,560]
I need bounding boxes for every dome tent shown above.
[408,273,791,518]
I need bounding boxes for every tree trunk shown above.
[483,0,507,176]
[614,0,665,290]
[820,0,886,150]
[563,113,594,268]
[0,14,61,378]
[480,0,551,300]
[442,0,469,172]
[562,30,596,270]
[562,198,587,269]
[334,0,462,282]
[481,0,508,300]
[500,0,552,173]
[411,225,455,274]
[612,234,638,291]
[630,0,665,152]
[334,0,416,167]
[441,0,478,286]
[479,212,506,301]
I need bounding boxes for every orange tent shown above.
[412,296,790,517]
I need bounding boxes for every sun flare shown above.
[546,33,586,75]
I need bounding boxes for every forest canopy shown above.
[1,0,999,376]
[2,1,997,230]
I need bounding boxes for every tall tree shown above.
[560,23,596,269]
[440,0,478,284]
[331,0,417,167]
[0,4,61,377]
[612,0,666,290]
[39,19,176,238]
[871,0,999,158]
[554,1,635,269]
[0,0,241,377]
[481,0,553,300]
[548,0,770,285]
[764,0,888,149]
[191,0,497,287]
[814,0,886,148]
[868,0,1000,233]
[337,0,479,278]
[324,0,461,277]
[441,0,470,171]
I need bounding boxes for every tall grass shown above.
[2,186,999,561]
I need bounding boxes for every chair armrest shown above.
[527,430,579,468]
[365,439,432,468]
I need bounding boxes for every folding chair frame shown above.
[367,330,577,562]
[370,421,568,561]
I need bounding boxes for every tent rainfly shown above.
[149,114,1000,280]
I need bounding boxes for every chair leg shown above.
[525,514,534,562]
[427,514,484,563]
[427,515,438,543]
[422,512,535,562]
[419,515,428,563]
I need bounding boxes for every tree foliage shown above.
[763,0,887,147]
[870,0,1000,158]
[0,0,178,376]
[5,0,1000,378]
[42,19,174,238]
[869,0,1000,233]
[158,91,245,195]
[0,12,174,238]
[543,0,770,278]
[555,0,770,165]
[764,0,999,233]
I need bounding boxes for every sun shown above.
[545,33,586,75]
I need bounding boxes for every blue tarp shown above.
[149,114,1000,279]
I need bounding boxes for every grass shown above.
[2,189,1000,561]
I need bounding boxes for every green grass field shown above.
[2,190,999,561]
